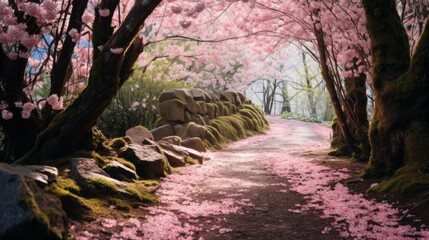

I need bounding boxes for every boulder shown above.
[237,92,246,104]
[126,126,154,143]
[219,91,235,104]
[175,122,207,139]
[160,143,204,164]
[185,111,193,122]
[160,136,182,146]
[142,138,186,167]
[0,163,57,186]
[203,115,210,124]
[0,167,67,240]
[196,101,208,115]
[182,137,207,152]
[180,146,204,164]
[158,89,188,103]
[160,147,186,167]
[191,88,206,101]
[151,124,175,141]
[223,101,235,114]
[205,90,220,102]
[159,99,186,122]
[142,138,159,146]
[191,114,206,126]
[69,158,126,190]
[103,161,138,181]
[206,103,215,119]
[119,144,168,179]
[158,142,188,166]
[185,95,198,114]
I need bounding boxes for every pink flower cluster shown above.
[46,94,64,110]
[68,29,80,43]
[20,102,37,119]
[0,101,38,120]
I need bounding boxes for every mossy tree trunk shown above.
[327,61,370,161]
[363,0,429,192]
[18,0,162,164]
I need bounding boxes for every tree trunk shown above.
[18,0,162,164]
[281,81,291,114]
[330,117,353,157]
[343,71,371,161]
[0,47,42,163]
[313,16,361,156]
[302,52,317,119]
[323,95,333,121]
[363,0,429,193]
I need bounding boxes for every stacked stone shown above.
[152,88,267,149]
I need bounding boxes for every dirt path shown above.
[190,119,342,240]
[71,117,429,240]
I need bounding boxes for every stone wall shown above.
[151,88,269,149]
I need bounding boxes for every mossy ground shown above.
[47,146,161,223]
[368,162,429,195]
[51,173,160,222]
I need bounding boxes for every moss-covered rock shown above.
[155,89,269,151]
[0,168,67,240]
[119,144,171,179]
[103,161,138,181]
[126,125,154,143]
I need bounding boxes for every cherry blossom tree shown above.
[0,0,165,163]
[228,0,372,160]
[0,0,263,163]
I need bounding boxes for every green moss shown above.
[205,125,226,148]
[48,184,93,220]
[108,156,136,171]
[238,109,263,133]
[18,178,67,239]
[109,138,128,150]
[89,177,118,193]
[135,180,160,188]
[125,186,159,203]
[155,117,168,127]
[368,163,429,195]
[20,180,50,229]
[219,116,246,139]
[209,119,240,142]
[328,147,353,157]
[185,156,200,165]
[56,176,81,195]
[214,101,226,116]
[243,104,269,128]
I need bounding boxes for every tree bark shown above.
[343,70,371,161]
[363,0,429,193]
[363,0,411,177]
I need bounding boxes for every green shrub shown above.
[97,69,190,138]
[281,112,322,123]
